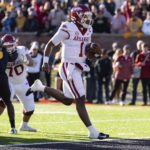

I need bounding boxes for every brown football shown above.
[85,43,101,59]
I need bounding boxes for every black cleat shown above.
[26,88,33,96]
[97,132,109,139]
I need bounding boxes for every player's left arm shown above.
[25,54,34,66]
[43,23,69,72]
[23,47,34,66]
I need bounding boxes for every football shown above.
[85,42,101,59]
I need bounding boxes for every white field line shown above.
[34,111,76,115]
[0,118,150,126]
[1,137,150,148]
[0,141,96,147]
[2,110,76,115]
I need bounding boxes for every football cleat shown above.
[97,132,109,139]
[119,101,125,106]
[26,79,45,96]
[89,132,109,140]
[9,128,17,134]
[19,125,37,132]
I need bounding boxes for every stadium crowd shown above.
[26,38,150,107]
[0,0,150,106]
[0,0,150,35]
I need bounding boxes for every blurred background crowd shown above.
[26,39,150,107]
[1,0,150,105]
[0,0,150,36]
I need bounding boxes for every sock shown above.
[87,125,99,137]
[40,85,45,92]
[10,120,15,128]
[21,121,28,127]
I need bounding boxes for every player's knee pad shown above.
[3,99,12,106]
[65,100,73,106]
[62,96,73,106]
[23,110,34,116]
[76,95,85,107]
[0,100,6,108]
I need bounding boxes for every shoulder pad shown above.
[59,21,74,32]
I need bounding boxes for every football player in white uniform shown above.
[27,5,109,139]
[0,34,37,132]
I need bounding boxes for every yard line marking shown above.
[0,118,150,126]
[15,111,76,115]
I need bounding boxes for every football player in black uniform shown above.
[0,35,17,134]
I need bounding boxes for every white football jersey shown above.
[51,21,93,63]
[6,46,29,84]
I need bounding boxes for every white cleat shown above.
[26,79,45,96]
[30,79,45,92]
[88,132,109,139]
[88,131,99,139]
[119,101,125,106]
[19,125,37,132]
[9,128,17,134]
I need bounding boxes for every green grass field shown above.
[0,102,150,145]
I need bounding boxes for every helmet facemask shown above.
[6,44,16,54]
[71,5,93,29]
[80,12,92,29]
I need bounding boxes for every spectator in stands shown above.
[135,43,150,106]
[99,3,112,22]
[108,42,119,58]
[23,8,39,32]
[91,4,98,20]
[0,0,13,12]
[27,41,43,102]
[93,9,111,33]
[86,0,98,10]
[111,48,123,103]
[48,1,66,33]
[1,11,15,32]
[43,1,52,13]
[126,10,143,36]
[53,51,62,91]
[138,0,149,17]
[20,3,28,18]
[111,8,126,34]
[129,40,144,105]
[142,11,150,35]
[15,9,26,32]
[36,5,49,34]
[84,59,96,103]
[103,0,116,15]
[120,0,131,21]
[147,0,150,11]
[94,49,112,104]
[109,45,133,106]
[0,7,5,29]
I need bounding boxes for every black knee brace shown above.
[23,110,34,116]
[0,100,6,108]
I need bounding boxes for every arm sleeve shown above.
[25,47,30,55]
[51,27,69,46]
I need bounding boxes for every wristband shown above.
[43,56,49,63]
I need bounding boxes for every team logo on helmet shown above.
[1,34,16,54]
[70,4,92,29]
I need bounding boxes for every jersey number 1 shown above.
[79,42,84,57]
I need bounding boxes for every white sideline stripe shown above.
[0,141,92,147]
[1,138,150,148]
